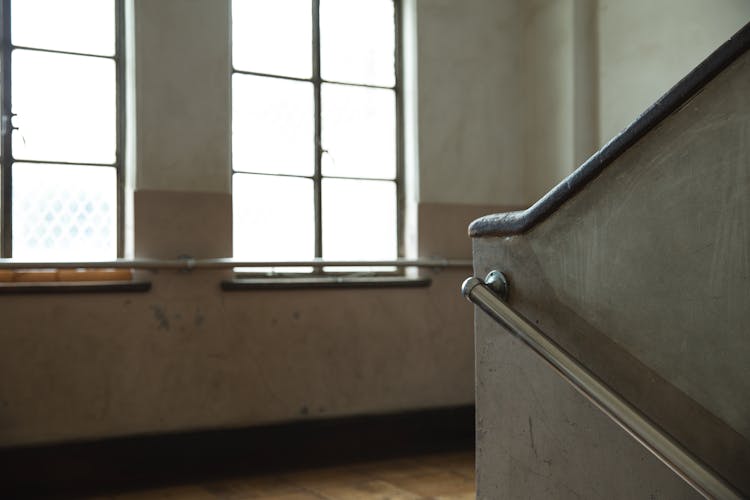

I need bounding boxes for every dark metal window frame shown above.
[231,0,405,274]
[0,0,125,258]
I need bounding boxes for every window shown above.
[231,0,402,273]
[0,0,123,261]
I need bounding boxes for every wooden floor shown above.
[91,450,475,500]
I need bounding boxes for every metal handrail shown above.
[462,273,743,500]
[0,258,471,271]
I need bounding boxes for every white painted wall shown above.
[598,0,750,143]
[414,0,593,206]
[134,0,231,193]
[416,0,525,206]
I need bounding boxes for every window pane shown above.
[233,74,314,176]
[232,0,312,78]
[320,0,395,87]
[322,84,396,180]
[233,173,314,268]
[12,163,116,261]
[322,178,396,261]
[12,0,115,57]
[12,50,116,164]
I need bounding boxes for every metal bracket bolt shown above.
[484,270,509,301]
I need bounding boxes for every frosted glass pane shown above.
[233,174,314,268]
[233,74,314,176]
[12,0,115,56]
[12,50,116,164]
[322,84,396,179]
[322,179,396,261]
[232,0,312,78]
[12,163,117,261]
[320,0,395,86]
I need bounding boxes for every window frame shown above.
[0,0,125,259]
[230,0,405,274]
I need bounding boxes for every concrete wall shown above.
[1,0,747,451]
[416,0,594,207]
[473,47,750,498]
[411,0,750,208]
[134,0,231,194]
[0,0,518,447]
[520,0,599,202]
[598,0,750,143]
[519,0,750,202]
[416,0,524,206]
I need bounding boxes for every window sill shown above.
[221,276,432,291]
[0,281,152,294]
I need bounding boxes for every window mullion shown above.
[115,0,125,257]
[312,0,323,265]
[1,0,13,258]
[394,0,405,260]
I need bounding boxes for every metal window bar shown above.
[0,257,470,271]
[312,0,323,268]
[461,272,743,500]
[232,68,396,91]
[0,0,12,257]
[0,0,125,258]
[231,0,403,274]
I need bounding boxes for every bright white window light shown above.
[320,0,395,87]
[232,1,399,270]
[8,3,118,261]
[321,83,396,180]
[233,74,314,176]
[233,173,315,272]
[11,0,115,56]
[12,50,116,165]
[232,0,312,78]
[322,178,397,261]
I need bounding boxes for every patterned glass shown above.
[12,163,117,261]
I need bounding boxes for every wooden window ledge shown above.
[0,268,150,294]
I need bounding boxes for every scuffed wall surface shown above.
[0,0,510,448]
[0,269,473,446]
[530,51,750,441]
[473,49,750,496]
[474,312,700,499]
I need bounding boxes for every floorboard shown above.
[91,451,475,500]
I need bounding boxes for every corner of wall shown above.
[402,0,420,260]
[123,0,136,259]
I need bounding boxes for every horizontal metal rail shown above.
[0,258,471,271]
[462,273,742,500]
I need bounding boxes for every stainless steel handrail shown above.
[462,273,743,500]
[0,258,471,271]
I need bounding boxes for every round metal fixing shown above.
[461,276,483,300]
[484,270,509,301]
